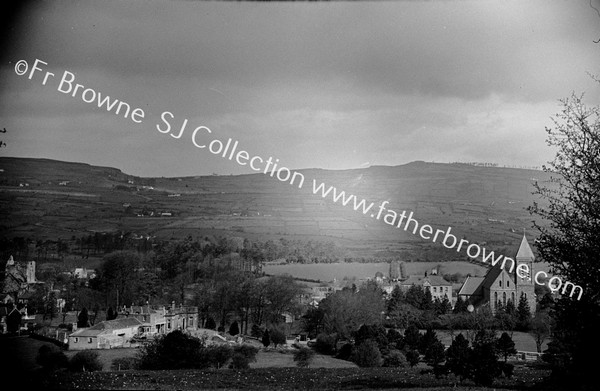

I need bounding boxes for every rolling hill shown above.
[0,157,554,261]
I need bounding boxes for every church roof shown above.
[458,276,484,296]
[516,234,535,260]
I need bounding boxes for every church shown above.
[457,234,536,314]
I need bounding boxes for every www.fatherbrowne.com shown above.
[312,179,584,300]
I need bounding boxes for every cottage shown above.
[68,317,142,350]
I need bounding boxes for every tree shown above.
[529,311,552,353]
[419,328,439,355]
[106,306,117,321]
[69,351,103,372]
[496,332,517,363]
[425,339,446,375]
[453,296,469,313]
[228,321,240,336]
[406,349,420,367]
[137,330,205,370]
[445,333,472,383]
[77,307,89,328]
[37,345,69,371]
[403,324,421,351]
[293,347,315,367]
[516,292,531,331]
[270,327,286,348]
[470,330,501,387]
[529,87,600,387]
[205,317,216,330]
[355,324,388,351]
[301,307,324,339]
[387,285,405,313]
[353,340,382,367]
[261,329,271,348]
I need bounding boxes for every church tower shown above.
[515,234,536,314]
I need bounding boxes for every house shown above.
[118,303,199,336]
[457,234,536,314]
[72,267,96,280]
[401,274,453,302]
[68,317,143,350]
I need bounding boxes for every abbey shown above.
[458,234,537,314]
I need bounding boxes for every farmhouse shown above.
[68,317,143,350]
[457,234,536,314]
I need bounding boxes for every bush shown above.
[69,350,103,372]
[501,362,514,378]
[270,328,286,347]
[406,349,420,367]
[293,347,315,368]
[137,330,205,370]
[251,324,263,338]
[353,340,382,368]
[336,343,353,361]
[233,344,259,362]
[229,352,250,369]
[228,321,240,336]
[205,317,216,330]
[110,357,138,371]
[37,345,69,371]
[314,333,336,355]
[204,345,233,369]
[383,349,407,367]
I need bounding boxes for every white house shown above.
[68,317,142,350]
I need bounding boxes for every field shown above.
[0,158,555,261]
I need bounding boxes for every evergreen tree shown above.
[504,299,516,316]
[77,307,89,328]
[419,328,438,355]
[453,296,468,313]
[425,339,446,374]
[205,317,216,330]
[387,285,405,313]
[496,332,517,363]
[107,306,117,321]
[406,349,420,367]
[470,329,501,387]
[403,324,421,351]
[516,292,531,331]
[228,321,240,336]
[445,333,472,383]
[262,329,271,348]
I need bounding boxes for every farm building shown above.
[68,317,142,350]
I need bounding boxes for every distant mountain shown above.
[0,157,553,261]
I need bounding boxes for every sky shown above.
[1,0,599,177]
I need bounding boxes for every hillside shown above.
[0,157,553,260]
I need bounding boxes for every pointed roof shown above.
[516,234,535,260]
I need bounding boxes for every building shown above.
[2,256,41,300]
[68,317,143,350]
[401,274,453,302]
[457,234,536,314]
[118,303,199,337]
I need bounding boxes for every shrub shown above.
[353,340,382,368]
[293,347,316,368]
[233,344,259,362]
[204,345,233,369]
[314,333,336,355]
[111,357,138,371]
[501,362,514,378]
[205,317,216,330]
[37,345,69,371]
[137,330,205,370]
[229,352,250,369]
[228,321,240,336]
[251,324,263,338]
[383,349,407,367]
[270,328,286,347]
[336,343,353,361]
[406,349,420,367]
[69,350,103,372]
[262,329,271,347]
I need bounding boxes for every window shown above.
[507,281,510,288]
[503,292,507,306]
[88,337,93,343]
[433,287,437,293]
[498,280,502,287]
[511,292,515,303]
[494,292,498,303]
[74,337,79,343]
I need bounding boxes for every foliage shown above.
[354,324,388,351]
[205,317,216,330]
[529,88,600,387]
[405,349,420,367]
[382,349,407,367]
[293,347,316,368]
[69,350,103,372]
[496,332,517,362]
[261,329,271,348]
[270,327,286,347]
[250,323,263,338]
[403,324,421,351]
[301,307,324,339]
[228,345,257,369]
[137,330,205,370]
[445,333,471,383]
[318,280,385,339]
[336,343,353,361]
[110,357,139,371]
[529,310,552,353]
[424,340,446,371]
[229,321,240,336]
[77,307,89,328]
[470,329,501,387]
[205,344,233,369]
[516,292,531,331]
[314,333,337,355]
[353,340,382,367]
[36,345,69,371]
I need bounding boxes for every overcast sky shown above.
[1,0,599,177]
